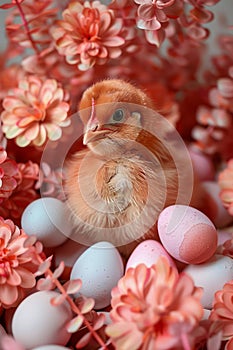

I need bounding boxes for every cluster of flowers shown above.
[0,0,233,349]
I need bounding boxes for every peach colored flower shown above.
[135,0,183,46]
[0,161,39,225]
[106,257,203,350]
[51,1,125,71]
[218,159,233,216]
[36,162,65,201]
[0,217,39,308]
[1,75,70,147]
[0,147,18,203]
[210,280,233,346]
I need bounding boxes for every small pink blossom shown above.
[51,1,125,71]
[1,75,70,147]
[0,161,40,225]
[106,257,203,350]
[218,159,233,216]
[0,217,39,308]
[0,147,18,203]
[135,0,184,46]
[36,162,65,201]
[210,280,233,350]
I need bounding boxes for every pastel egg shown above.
[21,197,70,247]
[188,147,215,182]
[184,254,233,309]
[126,240,176,271]
[202,181,233,228]
[12,291,72,349]
[70,241,124,310]
[158,205,218,264]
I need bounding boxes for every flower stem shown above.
[37,255,108,349]
[181,332,192,350]
[14,0,40,55]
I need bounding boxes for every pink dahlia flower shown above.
[0,217,39,308]
[0,147,18,203]
[218,159,233,216]
[106,258,203,350]
[51,1,125,71]
[210,280,233,345]
[0,161,40,225]
[1,75,70,147]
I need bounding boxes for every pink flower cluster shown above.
[0,217,40,308]
[106,258,203,349]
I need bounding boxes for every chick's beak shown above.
[83,124,111,145]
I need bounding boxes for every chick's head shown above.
[78,79,155,157]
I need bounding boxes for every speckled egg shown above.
[21,197,71,247]
[158,205,218,264]
[184,254,233,309]
[70,241,124,310]
[126,240,176,271]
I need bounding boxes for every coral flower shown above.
[210,280,233,343]
[0,147,18,202]
[51,1,125,71]
[106,258,203,350]
[218,159,233,216]
[0,161,40,225]
[0,217,39,308]
[1,76,70,147]
[135,0,183,46]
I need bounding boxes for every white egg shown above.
[70,241,124,310]
[12,291,72,349]
[184,254,233,309]
[21,197,71,247]
[32,346,70,350]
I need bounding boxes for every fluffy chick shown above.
[64,79,202,256]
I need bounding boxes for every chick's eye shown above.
[111,109,124,123]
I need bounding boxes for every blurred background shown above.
[0,0,232,62]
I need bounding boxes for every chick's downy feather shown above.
[64,79,203,256]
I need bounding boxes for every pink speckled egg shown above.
[126,240,176,271]
[158,205,218,264]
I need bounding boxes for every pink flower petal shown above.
[138,4,156,20]
[16,267,36,288]
[190,7,213,23]
[67,315,84,333]
[7,269,22,286]
[44,124,62,141]
[218,78,233,99]
[0,284,18,305]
